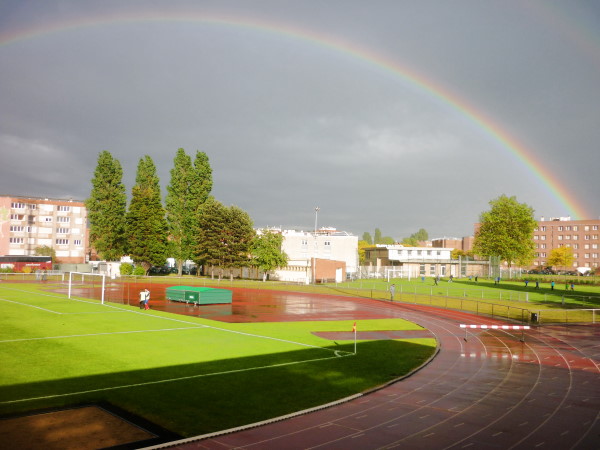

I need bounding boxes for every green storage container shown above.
[166,286,232,305]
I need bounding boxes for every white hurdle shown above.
[460,324,530,342]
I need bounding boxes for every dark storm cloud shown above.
[1,0,598,240]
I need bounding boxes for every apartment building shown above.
[0,195,88,264]
[260,227,358,283]
[532,216,600,270]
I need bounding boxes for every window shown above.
[541,226,546,231]
[584,226,590,231]
[74,239,82,246]
[10,214,24,220]
[565,235,571,240]
[593,253,598,258]
[573,244,579,249]
[585,235,590,240]
[43,217,52,222]
[584,253,590,258]
[420,264,425,275]
[593,235,599,240]
[566,226,571,231]
[27,203,37,209]
[11,202,25,209]
[534,235,539,240]
[57,205,71,212]
[573,253,579,258]
[585,244,590,249]
[593,244,598,249]
[573,226,578,231]
[9,237,24,244]
[55,239,69,245]
[558,235,563,240]
[558,226,563,231]
[593,225,598,231]
[56,228,69,234]
[430,265,435,276]
[540,244,546,249]
[573,235,578,240]
[9,226,24,232]
[540,235,546,240]
[57,216,70,223]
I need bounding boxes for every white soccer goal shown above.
[386,267,409,282]
[68,272,106,304]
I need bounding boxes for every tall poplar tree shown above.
[86,151,127,261]
[473,195,537,267]
[126,156,168,273]
[165,149,213,275]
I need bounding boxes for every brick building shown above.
[532,217,600,270]
[0,195,88,264]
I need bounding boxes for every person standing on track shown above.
[144,288,150,310]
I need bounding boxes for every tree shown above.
[358,240,370,265]
[34,245,57,263]
[401,236,418,247]
[547,247,574,272]
[362,232,373,245]
[126,156,169,274]
[412,228,429,242]
[165,149,213,276]
[473,195,537,267]
[85,151,127,261]
[194,200,254,279]
[251,230,288,281]
[374,228,383,244]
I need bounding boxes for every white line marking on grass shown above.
[0,327,206,344]
[0,297,61,314]
[0,352,354,405]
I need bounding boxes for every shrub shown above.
[120,263,133,276]
[133,266,145,276]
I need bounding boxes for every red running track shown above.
[143,289,599,449]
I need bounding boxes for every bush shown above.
[120,263,133,276]
[0,268,14,273]
[133,266,145,276]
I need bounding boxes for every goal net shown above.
[386,267,409,282]
[67,272,107,304]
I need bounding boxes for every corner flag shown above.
[352,321,356,332]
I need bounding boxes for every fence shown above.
[3,271,598,325]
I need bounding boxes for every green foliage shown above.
[362,232,373,245]
[85,151,128,261]
[133,266,146,276]
[401,228,429,246]
[165,149,213,275]
[473,195,537,267]
[251,230,288,276]
[194,200,255,273]
[126,156,169,273]
[401,236,419,246]
[547,247,574,269]
[358,240,370,265]
[119,263,133,276]
[34,245,56,262]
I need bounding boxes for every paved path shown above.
[153,297,600,449]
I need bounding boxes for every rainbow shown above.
[0,10,592,219]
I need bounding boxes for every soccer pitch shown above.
[0,282,435,436]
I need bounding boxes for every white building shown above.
[0,196,88,264]
[265,227,358,283]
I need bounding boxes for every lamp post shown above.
[314,207,320,234]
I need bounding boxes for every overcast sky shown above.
[1,1,599,240]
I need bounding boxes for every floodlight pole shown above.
[314,206,320,233]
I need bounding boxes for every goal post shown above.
[386,267,409,282]
[68,272,106,304]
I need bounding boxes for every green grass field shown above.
[0,282,436,436]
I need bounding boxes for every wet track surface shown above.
[106,284,600,449]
